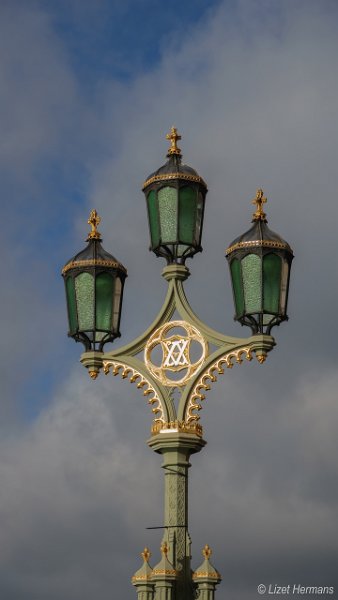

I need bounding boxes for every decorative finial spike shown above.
[202,544,212,559]
[252,188,267,222]
[166,126,182,156]
[160,541,169,557]
[87,209,102,240]
[141,547,151,563]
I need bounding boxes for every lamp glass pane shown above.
[75,272,94,330]
[147,190,160,247]
[242,254,262,313]
[280,259,289,313]
[158,186,177,243]
[66,276,77,333]
[263,253,281,313]
[195,191,204,244]
[178,186,196,244]
[112,277,122,330]
[96,272,114,331]
[230,258,244,316]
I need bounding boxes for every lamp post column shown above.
[148,432,206,600]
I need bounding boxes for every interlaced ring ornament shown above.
[144,320,208,387]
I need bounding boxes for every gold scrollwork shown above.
[103,361,165,424]
[144,320,208,388]
[186,347,253,422]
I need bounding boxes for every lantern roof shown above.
[226,189,293,258]
[142,127,207,191]
[62,210,127,276]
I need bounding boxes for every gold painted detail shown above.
[225,239,290,256]
[142,548,151,563]
[166,126,181,156]
[252,188,267,222]
[132,574,152,582]
[193,571,221,580]
[62,258,127,275]
[89,371,98,380]
[186,347,253,422]
[256,353,266,364]
[152,568,177,576]
[103,361,165,424]
[161,541,169,557]
[203,544,212,559]
[87,209,102,239]
[151,420,203,438]
[143,171,207,190]
[144,321,208,387]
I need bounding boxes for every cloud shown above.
[1,0,338,598]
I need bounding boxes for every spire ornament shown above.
[252,188,267,222]
[87,209,102,240]
[141,547,151,563]
[202,544,212,560]
[166,126,182,156]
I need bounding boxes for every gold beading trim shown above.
[62,258,127,275]
[186,347,254,422]
[143,172,207,190]
[152,569,177,576]
[103,361,165,424]
[192,571,221,580]
[225,239,291,256]
[151,420,203,438]
[131,575,153,582]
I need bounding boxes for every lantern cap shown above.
[226,190,293,258]
[62,210,127,276]
[142,127,207,191]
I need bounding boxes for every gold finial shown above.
[252,188,267,222]
[256,354,267,364]
[202,544,212,560]
[160,541,169,557]
[89,370,98,380]
[166,126,182,156]
[141,548,151,563]
[87,209,102,240]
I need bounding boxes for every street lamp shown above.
[62,127,293,600]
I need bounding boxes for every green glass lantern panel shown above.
[112,277,122,330]
[263,253,281,313]
[66,276,77,333]
[147,190,160,247]
[230,258,244,317]
[178,186,196,244]
[195,191,204,243]
[96,272,114,331]
[242,254,262,313]
[158,186,177,243]
[280,259,289,313]
[75,272,94,331]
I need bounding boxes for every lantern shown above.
[226,189,293,335]
[143,127,207,264]
[62,210,127,351]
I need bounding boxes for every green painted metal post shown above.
[148,432,206,599]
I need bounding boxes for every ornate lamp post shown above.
[62,127,293,600]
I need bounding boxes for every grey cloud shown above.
[1,0,338,598]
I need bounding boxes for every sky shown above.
[1,0,338,598]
